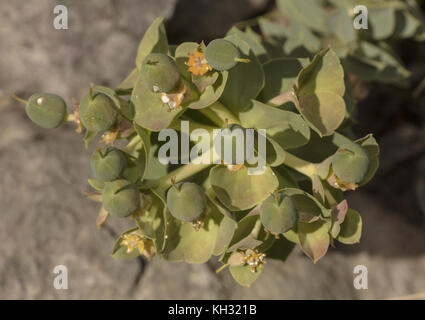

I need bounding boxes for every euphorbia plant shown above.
[16,17,379,287]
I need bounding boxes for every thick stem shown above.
[64,112,76,122]
[140,149,213,191]
[199,101,240,126]
[283,152,317,178]
[159,161,213,189]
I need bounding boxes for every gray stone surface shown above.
[0,0,176,100]
[0,100,141,299]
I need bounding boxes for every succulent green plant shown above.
[20,16,380,287]
[247,0,424,84]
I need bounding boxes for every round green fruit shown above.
[25,93,66,129]
[166,182,207,222]
[205,39,239,71]
[140,53,180,93]
[331,145,369,184]
[260,193,298,234]
[79,92,117,132]
[90,147,126,182]
[102,179,140,218]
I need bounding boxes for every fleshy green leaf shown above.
[331,133,370,184]
[135,17,169,70]
[281,188,332,218]
[260,57,309,102]
[356,134,380,185]
[220,34,265,114]
[298,220,330,263]
[295,48,346,136]
[368,6,396,40]
[210,165,279,211]
[277,0,328,33]
[264,236,295,262]
[227,26,269,63]
[239,100,310,166]
[229,265,262,287]
[328,8,356,44]
[213,214,238,256]
[343,41,410,83]
[131,75,185,131]
[337,208,362,244]
[162,201,221,263]
[226,213,261,252]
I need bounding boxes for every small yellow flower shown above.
[120,233,145,254]
[120,232,156,259]
[186,47,212,76]
[243,249,266,273]
[99,129,118,145]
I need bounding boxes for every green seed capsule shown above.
[79,92,117,132]
[205,39,239,71]
[331,145,370,184]
[102,179,140,218]
[25,93,66,129]
[90,147,126,182]
[140,53,180,93]
[260,193,298,234]
[167,182,206,222]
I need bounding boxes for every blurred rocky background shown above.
[0,0,424,299]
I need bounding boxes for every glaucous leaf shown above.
[220,34,265,114]
[337,208,362,244]
[298,220,330,263]
[229,265,262,288]
[260,57,309,102]
[131,76,185,131]
[162,202,221,263]
[210,165,279,211]
[277,0,328,33]
[295,49,346,136]
[135,17,169,70]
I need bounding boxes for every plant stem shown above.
[159,161,213,189]
[140,149,214,191]
[283,152,317,178]
[64,112,76,122]
[198,101,240,127]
